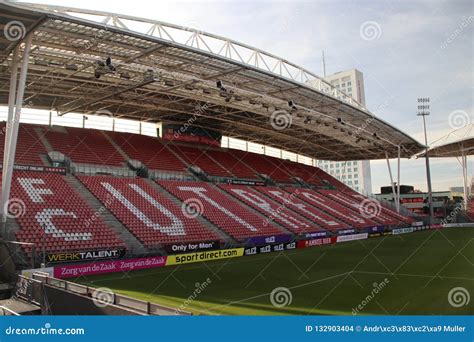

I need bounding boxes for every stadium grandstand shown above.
[2,1,466,317]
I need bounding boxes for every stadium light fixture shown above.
[65,64,78,71]
[288,100,297,110]
[417,97,434,223]
[216,80,227,92]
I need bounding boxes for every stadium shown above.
[0,0,472,322]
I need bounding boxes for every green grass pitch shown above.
[78,227,474,315]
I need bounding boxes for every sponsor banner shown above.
[163,240,220,254]
[246,234,292,246]
[336,228,357,235]
[21,267,54,278]
[229,179,265,186]
[392,227,414,235]
[336,233,368,243]
[368,232,382,238]
[382,231,393,236]
[0,164,67,174]
[429,224,443,230]
[166,248,244,266]
[302,231,327,239]
[366,225,385,233]
[46,248,126,264]
[244,241,297,256]
[297,237,336,249]
[411,221,424,227]
[54,256,167,279]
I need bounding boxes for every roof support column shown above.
[1,34,33,225]
[2,46,20,190]
[385,152,398,212]
[397,145,401,213]
[461,146,468,210]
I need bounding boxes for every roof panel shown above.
[0,2,425,161]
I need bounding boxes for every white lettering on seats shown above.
[230,189,310,229]
[268,190,339,227]
[35,208,92,241]
[101,182,185,236]
[300,191,366,224]
[17,178,53,203]
[178,186,257,232]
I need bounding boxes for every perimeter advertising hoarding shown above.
[246,234,292,246]
[336,228,357,235]
[166,248,244,266]
[54,256,167,278]
[46,248,126,263]
[162,240,220,254]
[301,231,328,239]
[0,164,67,174]
[244,241,297,256]
[367,225,385,238]
[229,179,265,186]
[297,237,336,248]
[336,233,369,242]
[392,227,415,235]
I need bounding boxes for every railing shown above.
[72,163,136,177]
[4,241,36,269]
[0,306,20,316]
[31,272,191,316]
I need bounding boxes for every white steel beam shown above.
[1,34,33,223]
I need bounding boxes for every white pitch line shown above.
[203,271,351,314]
[353,270,474,281]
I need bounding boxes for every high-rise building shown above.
[307,68,372,194]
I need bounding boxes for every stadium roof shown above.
[423,137,474,158]
[0,1,425,161]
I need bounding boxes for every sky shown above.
[10,0,474,192]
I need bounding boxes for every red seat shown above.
[3,171,125,257]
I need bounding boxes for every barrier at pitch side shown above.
[47,224,446,278]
